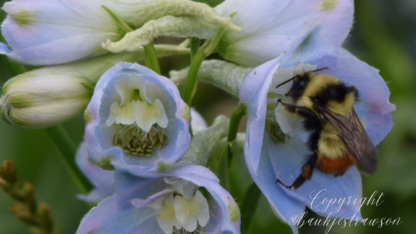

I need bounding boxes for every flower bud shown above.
[0,52,141,128]
[0,0,123,65]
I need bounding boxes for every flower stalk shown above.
[181,26,227,105]
[143,43,161,74]
[241,183,261,233]
[227,102,246,168]
[45,125,92,194]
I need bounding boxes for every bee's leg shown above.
[277,99,317,118]
[276,152,318,190]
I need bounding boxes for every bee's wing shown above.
[319,107,378,174]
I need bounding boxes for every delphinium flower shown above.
[239,23,395,232]
[85,62,191,173]
[214,0,354,66]
[75,109,209,204]
[76,165,240,234]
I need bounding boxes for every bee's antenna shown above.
[311,67,329,73]
[275,77,296,89]
[275,67,329,89]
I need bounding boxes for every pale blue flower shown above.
[239,23,395,232]
[76,165,240,234]
[215,0,354,66]
[0,0,122,65]
[85,62,190,174]
[75,141,114,203]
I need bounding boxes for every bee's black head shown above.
[286,72,312,100]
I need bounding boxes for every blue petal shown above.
[240,55,283,170]
[86,62,190,172]
[239,54,305,232]
[76,194,157,234]
[75,141,114,203]
[115,164,240,233]
[77,173,166,234]
[267,137,363,220]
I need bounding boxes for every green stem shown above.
[45,125,92,194]
[143,43,161,74]
[190,38,200,60]
[227,102,246,168]
[241,183,262,233]
[181,27,227,105]
[218,142,230,191]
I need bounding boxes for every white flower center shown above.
[106,73,169,156]
[148,179,210,234]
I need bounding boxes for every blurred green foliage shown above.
[0,0,415,233]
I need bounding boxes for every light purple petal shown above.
[168,165,240,234]
[239,56,283,170]
[75,141,114,203]
[86,62,190,173]
[239,51,305,232]
[78,165,240,234]
[77,173,166,234]
[76,191,157,234]
[216,0,354,66]
[115,164,240,233]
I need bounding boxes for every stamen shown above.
[172,225,202,234]
[113,125,169,157]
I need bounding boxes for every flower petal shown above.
[76,190,156,234]
[1,0,121,65]
[240,55,284,170]
[267,137,363,220]
[114,164,240,233]
[75,141,114,203]
[216,0,354,66]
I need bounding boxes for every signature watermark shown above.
[289,190,403,233]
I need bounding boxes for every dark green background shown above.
[0,0,415,233]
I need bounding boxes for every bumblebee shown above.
[275,68,377,190]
